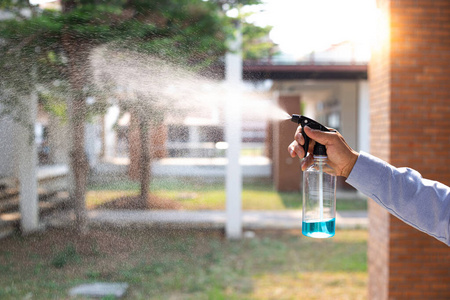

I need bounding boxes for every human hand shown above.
[287,126,359,177]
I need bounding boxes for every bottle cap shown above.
[313,143,327,156]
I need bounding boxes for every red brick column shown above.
[369,0,450,299]
[273,95,301,191]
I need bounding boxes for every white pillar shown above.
[189,126,200,157]
[357,80,370,153]
[339,82,358,150]
[104,104,120,159]
[225,22,243,239]
[16,93,39,233]
[357,80,370,199]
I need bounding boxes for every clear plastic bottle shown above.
[302,155,337,238]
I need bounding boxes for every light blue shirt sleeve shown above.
[346,151,450,246]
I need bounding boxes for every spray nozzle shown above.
[291,114,330,158]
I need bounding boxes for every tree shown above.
[1,0,263,232]
[242,22,279,61]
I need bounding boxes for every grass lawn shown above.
[87,178,367,211]
[0,228,367,299]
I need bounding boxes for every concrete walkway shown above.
[49,209,367,230]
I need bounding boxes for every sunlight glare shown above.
[246,0,378,58]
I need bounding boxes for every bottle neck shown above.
[314,155,328,163]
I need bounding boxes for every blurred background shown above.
[0,0,449,299]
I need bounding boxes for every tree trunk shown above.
[61,0,77,13]
[70,98,89,233]
[139,117,151,208]
[62,29,90,234]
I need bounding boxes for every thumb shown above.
[304,126,334,145]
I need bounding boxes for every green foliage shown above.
[87,178,367,211]
[39,92,68,121]
[0,0,272,126]
[50,243,80,268]
[242,22,278,60]
[0,228,368,299]
[0,0,30,7]
[0,0,243,125]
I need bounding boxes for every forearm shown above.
[346,151,450,246]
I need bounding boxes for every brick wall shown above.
[369,0,450,299]
[367,201,390,299]
[368,0,392,297]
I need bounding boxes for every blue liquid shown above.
[302,218,335,238]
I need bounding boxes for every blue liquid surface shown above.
[302,218,335,238]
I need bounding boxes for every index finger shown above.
[294,126,304,144]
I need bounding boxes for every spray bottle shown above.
[291,115,337,238]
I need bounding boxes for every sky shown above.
[242,0,378,58]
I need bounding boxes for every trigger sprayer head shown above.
[291,114,301,124]
[290,114,329,157]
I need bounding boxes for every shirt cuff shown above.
[345,151,387,198]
